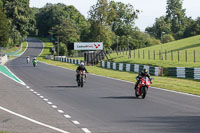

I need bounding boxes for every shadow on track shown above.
[101,96,139,99]
[47,86,78,88]
[117,116,200,133]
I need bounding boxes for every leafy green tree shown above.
[184,17,200,37]
[50,18,80,44]
[59,42,68,56]
[145,16,171,39]
[165,0,188,39]
[50,18,79,56]
[0,8,9,47]
[36,3,88,39]
[28,8,38,36]
[0,0,3,8]
[89,0,110,25]
[109,1,139,36]
[3,0,34,44]
[88,0,116,48]
[88,0,139,49]
[191,18,200,35]
[162,34,175,43]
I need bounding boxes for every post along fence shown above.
[115,48,200,63]
[101,61,163,76]
[53,56,83,65]
[47,55,200,80]
[47,56,83,65]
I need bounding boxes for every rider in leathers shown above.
[134,69,151,90]
[76,62,88,81]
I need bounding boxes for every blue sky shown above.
[30,0,200,31]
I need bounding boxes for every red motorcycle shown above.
[135,76,152,99]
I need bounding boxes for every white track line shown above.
[64,115,71,119]
[52,105,57,109]
[81,128,91,133]
[47,102,53,105]
[0,106,70,133]
[0,66,26,86]
[43,99,48,101]
[2,42,29,85]
[72,121,80,125]
[58,110,64,113]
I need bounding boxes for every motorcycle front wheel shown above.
[135,87,139,98]
[141,86,147,99]
[80,77,84,87]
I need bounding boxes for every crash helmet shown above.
[143,68,148,74]
[80,62,84,66]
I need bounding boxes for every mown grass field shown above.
[107,35,200,68]
[37,38,200,96]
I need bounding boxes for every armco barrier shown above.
[46,56,200,79]
[52,56,82,65]
[167,67,200,79]
[101,61,163,76]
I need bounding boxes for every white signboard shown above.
[74,42,103,50]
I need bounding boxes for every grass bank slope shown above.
[108,35,200,68]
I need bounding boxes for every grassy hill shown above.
[107,35,200,68]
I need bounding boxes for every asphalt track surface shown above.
[5,38,200,133]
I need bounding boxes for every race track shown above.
[6,38,200,133]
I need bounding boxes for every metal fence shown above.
[113,48,200,63]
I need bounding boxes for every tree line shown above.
[0,0,199,56]
[0,0,35,48]
[146,0,200,42]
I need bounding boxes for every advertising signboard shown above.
[74,42,103,50]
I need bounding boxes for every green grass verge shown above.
[7,46,20,53]
[107,35,200,68]
[9,42,28,59]
[37,39,200,96]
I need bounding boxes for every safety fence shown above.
[110,48,200,63]
[101,61,163,76]
[167,67,200,79]
[51,56,83,65]
[46,55,200,80]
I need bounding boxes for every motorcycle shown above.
[134,76,152,99]
[26,57,30,63]
[77,70,86,87]
[33,59,37,67]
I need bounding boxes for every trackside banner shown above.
[74,42,103,50]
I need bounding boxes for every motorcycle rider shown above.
[76,62,88,81]
[32,57,37,66]
[26,56,30,63]
[134,68,152,90]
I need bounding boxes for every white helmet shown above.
[80,62,84,66]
